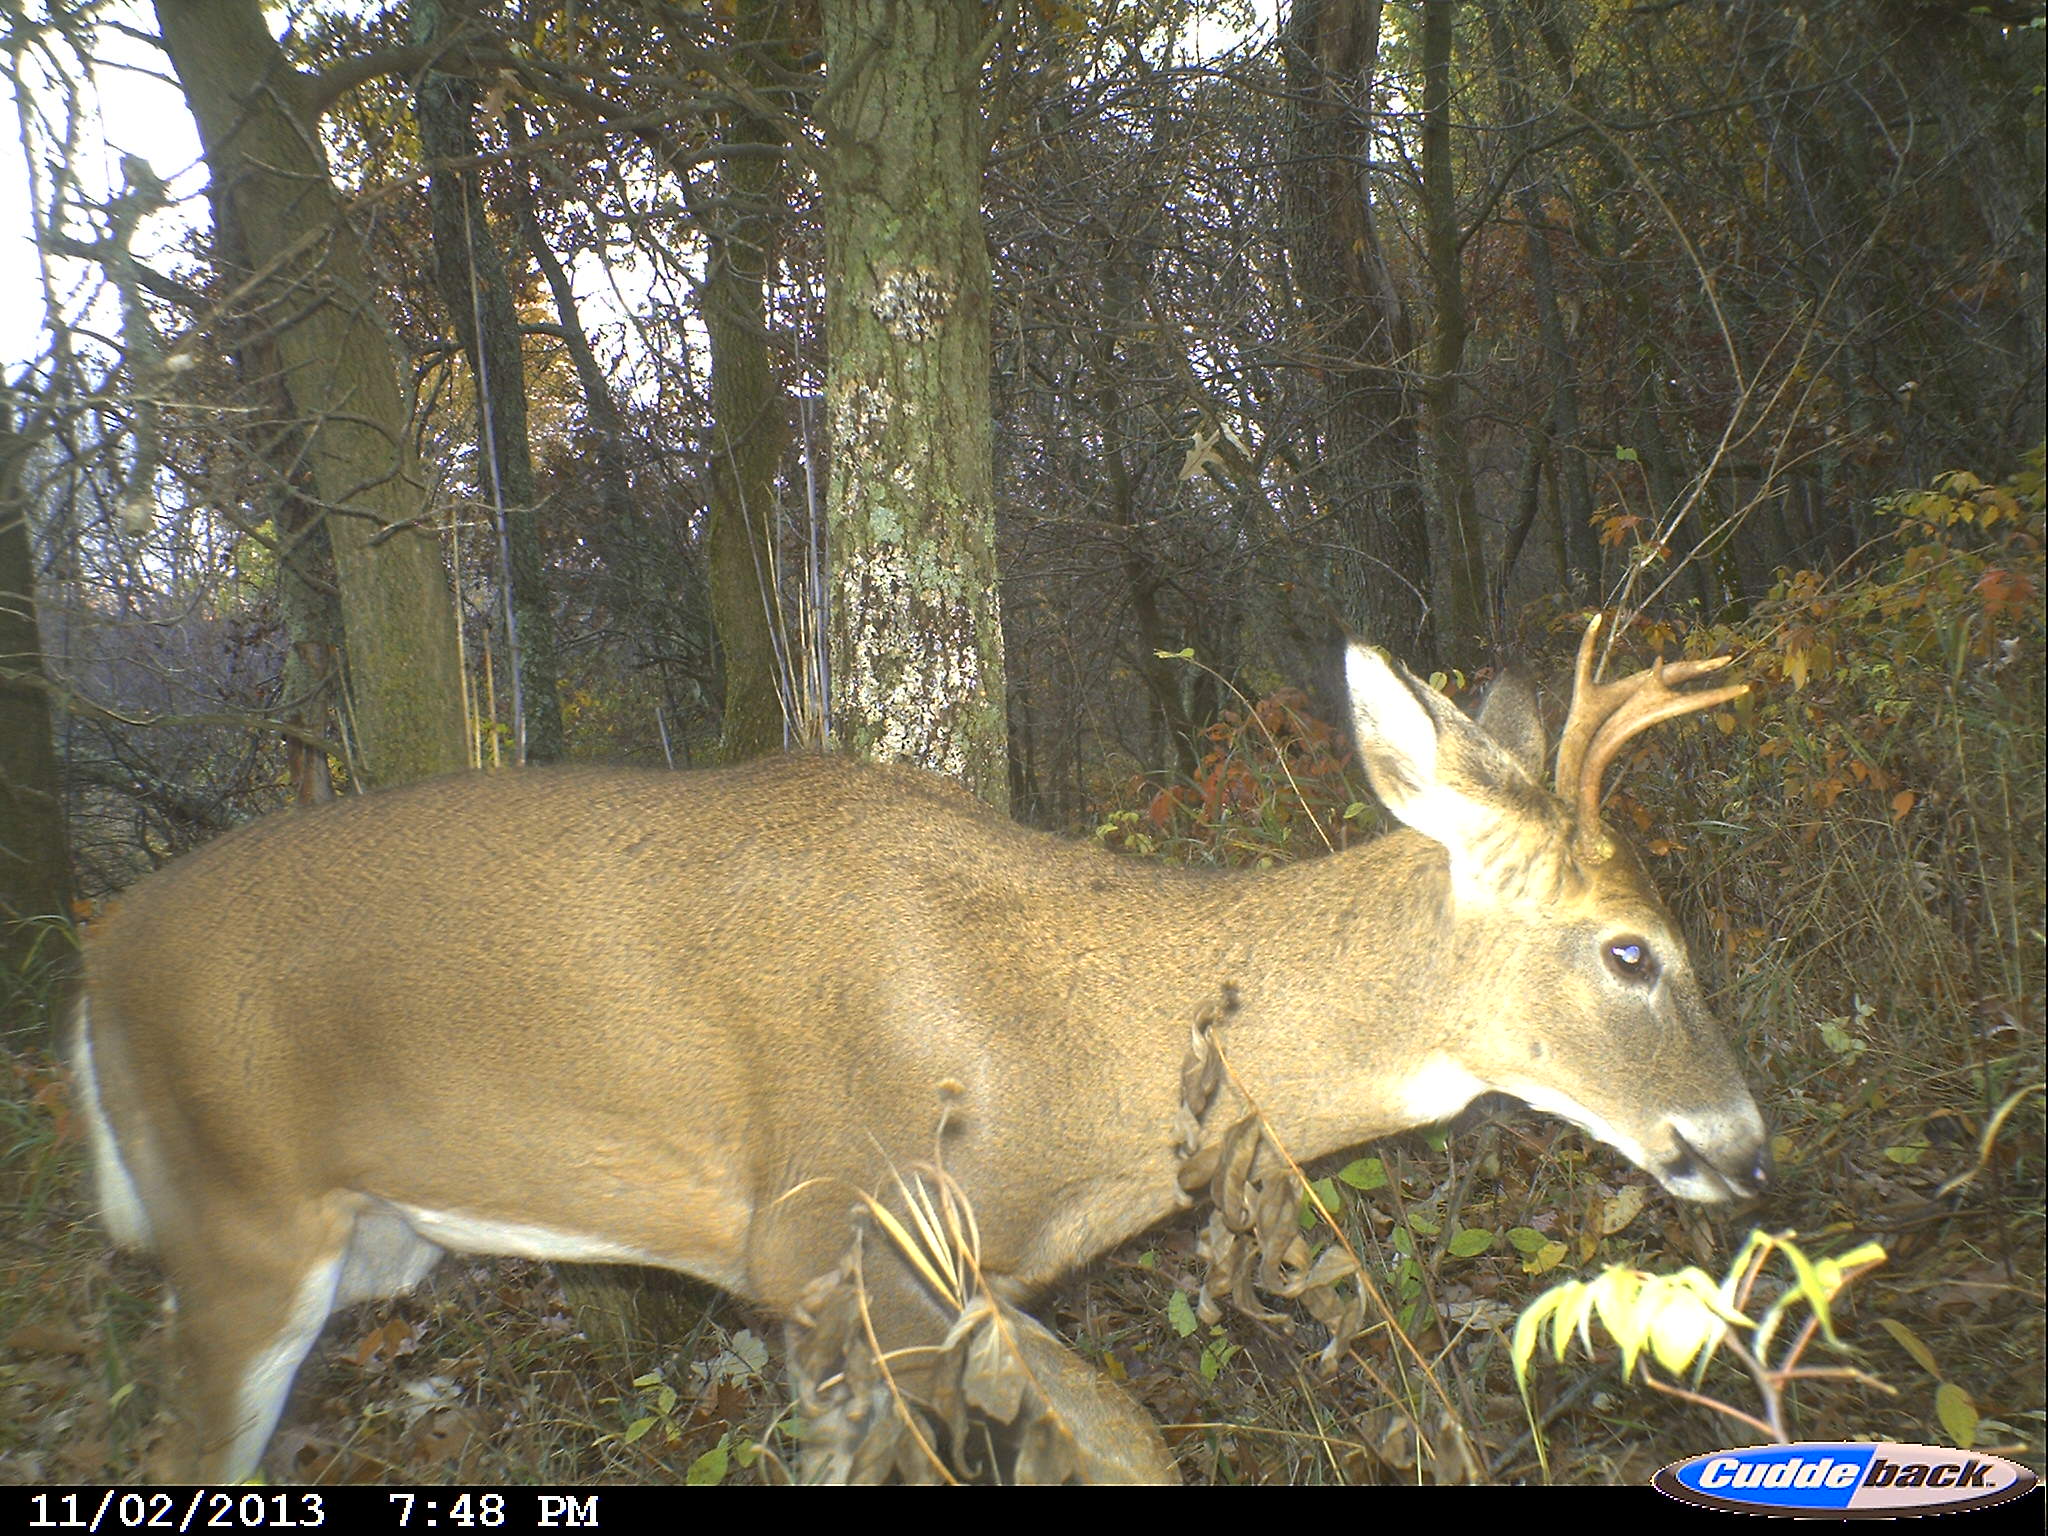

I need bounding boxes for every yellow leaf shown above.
[1591,1270,1651,1377]
[1878,1318,1942,1376]
[1599,1184,1649,1235]
[1645,1282,1726,1376]
[1935,1381,1980,1449]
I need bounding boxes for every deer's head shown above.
[1345,618,1768,1202]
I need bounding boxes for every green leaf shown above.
[1447,1227,1495,1257]
[623,1416,655,1445]
[1199,1338,1237,1382]
[1167,1289,1198,1337]
[1615,444,1640,462]
[1338,1157,1387,1190]
[1817,1015,1867,1059]
[686,1434,731,1485]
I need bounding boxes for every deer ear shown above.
[1476,665,1547,778]
[1344,643,1553,880]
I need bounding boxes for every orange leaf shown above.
[1596,512,1645,550]
[1891,789,1917,822]
[1975,567,2035,619]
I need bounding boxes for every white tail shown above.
[74,618,1766,1482]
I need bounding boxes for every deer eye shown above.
[1605,937,1658,984]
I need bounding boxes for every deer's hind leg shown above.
[154,1197,444,1482]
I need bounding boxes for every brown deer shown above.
[73,617,1766,1483]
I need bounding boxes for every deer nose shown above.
[1745,1137,1775,1192]
[1668,1121,1771,1202]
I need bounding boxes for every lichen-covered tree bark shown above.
[0,392,72,995]
[822,0,1007,809]
[156,0,466,787]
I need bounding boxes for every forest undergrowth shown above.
[1,455,2040,1485]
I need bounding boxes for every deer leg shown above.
[996,1304,1179,1484]
[780,1232,1177,1484]
[153,1202,355,1483]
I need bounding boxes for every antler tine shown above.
[1551,614,1613,805]
[1575,667,1748,833]
[1553,614,1748,844]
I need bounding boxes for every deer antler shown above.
[1554,613,1747,851]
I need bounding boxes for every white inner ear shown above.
[1346,643,1494,856]
[1345,644,1439,780]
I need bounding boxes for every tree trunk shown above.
[1093,253,1200,780]
[155,0,466,787]
[822,0,1007,809]
[1419,0,1487,666]
[415,1,564,763]
[1522,0,1687,615]
[507,109,681,735]
[204,187,343,806]
[1280,0,1437,663]
[0,391,73,1004]
[1481,0,1596,599]
[701,0,792,763]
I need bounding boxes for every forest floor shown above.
[1,1046,2040,1485]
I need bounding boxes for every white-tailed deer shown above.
[73,617,1766,1483]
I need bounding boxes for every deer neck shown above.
[1000,828,1457,1287]
[1198,829,1457,1158]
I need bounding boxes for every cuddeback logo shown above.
[1654,1442,2040,1517]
